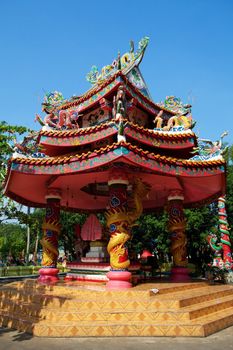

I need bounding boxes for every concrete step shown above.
[0,280,209,300]
[184,294,233,319]
[1,280,233,337]
[192,307,233,336]
[1,306,233,337]
[0,286,151,302]
[1,293,233,325]
[156,285,233,308]
[1,285,233,312]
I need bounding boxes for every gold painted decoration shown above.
[106,176,150,270]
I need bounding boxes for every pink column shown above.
[167,190,190,282]
[38,188,62,283]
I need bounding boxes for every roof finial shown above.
[117,51,121,70]
[130,40,134,53]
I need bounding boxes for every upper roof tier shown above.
[30,37,198,158]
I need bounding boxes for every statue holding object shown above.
[35,107,80,130]
[112,86,126,122]
[35,90,80,130]
[198,131,228,156]
[153,110,164,129]
[112,86,127,139]
[191,131,228,160]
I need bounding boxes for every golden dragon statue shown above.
[168,217,187,267]
[40,219,60,266]
[106,178,150,270]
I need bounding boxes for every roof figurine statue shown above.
[191,131,228,160]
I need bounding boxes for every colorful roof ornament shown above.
[158,96,192,116]
[154,96,195,132]
[42,91,66,112]
[86,37,149,86]
[191,131,228,161]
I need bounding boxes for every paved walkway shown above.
[0,326,233,350]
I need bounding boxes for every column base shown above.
[106,270,132,289]
[170,267,190,282]
[38,268,59,283]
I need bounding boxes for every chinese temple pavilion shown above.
[4,37,231,287]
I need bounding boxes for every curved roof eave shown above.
[4,141,226,212]
[6,141,225,177]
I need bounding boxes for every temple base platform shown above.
[1,279,233,337]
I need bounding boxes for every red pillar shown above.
[38,188,62,283]
[167,190,190,282]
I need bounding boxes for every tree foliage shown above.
[185,205,218,274]
[130,213,169,260]
[59,211,87,259]
[0,121,30,223]
[0,223,27,261]
[129,204,219,274]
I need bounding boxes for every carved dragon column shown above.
[218,196,233,269]
[106,170,132,289]
[167,190,190,282]
[38,188,62,283]
[106,169,150,289]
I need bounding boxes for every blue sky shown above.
[0,0,233,144]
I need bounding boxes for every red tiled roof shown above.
[58,71,175,116]
[10,141,225,168]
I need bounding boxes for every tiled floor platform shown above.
[0,279,233,337]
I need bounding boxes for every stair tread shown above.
[1,313,233,328]
[3,284,233,298]
[6,292,233,310]
[2,305,233,325]
[2,289,233,313]
[180,293,233,311]
[0,281,209,295]
[190,306,233,324]
[156,285,233,300]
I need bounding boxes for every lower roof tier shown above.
[4,142,226,211]
[39,121,196,157]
